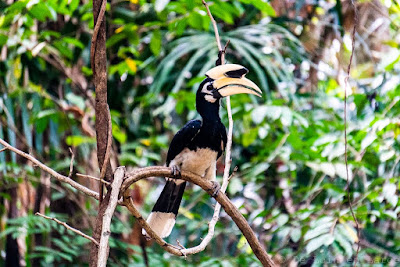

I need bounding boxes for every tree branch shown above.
[68,147,74,178]
[122,196,185,256]
[97,167,125,267]
[1,135,274,266]
[0,138,99,200]
[76,173,111,186]
[121,167,275,267]
[35,212,99,246]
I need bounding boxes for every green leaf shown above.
[305,233,333,254]
[361,132,376,150]
[238,0,276,17]
[62,37,85,49]
[383,210,397,219]
[242,128,258,147]
[52,41,73,59]
[65,93,85,111]
[36,109,57,119]
[276,214,289,226]
[112,123,127,144]
[209,3,235,24]
[304,224,330,241]
[150,30,162,56]
[6,0,27,14]
[290,228,302,242]
[334,225,353,257]
[380,150,395,162]
[29,3,55,22]
[0,34,8,46]
[188,11,203,30]
[313,134,338,146]
[382,183,398,207]
[385,54,400,71]
[155,0,170,12]
[65,135,96,146]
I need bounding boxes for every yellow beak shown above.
[205,64,262,97]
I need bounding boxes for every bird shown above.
[145,64,262,238]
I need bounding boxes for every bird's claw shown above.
[171,165,182,179]
[210,181,221,197]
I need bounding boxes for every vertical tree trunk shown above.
[89,0,114,266]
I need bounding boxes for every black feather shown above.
[166,120,202,166]
[152,180,186,215]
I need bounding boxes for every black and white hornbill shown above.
[145,64,262,238]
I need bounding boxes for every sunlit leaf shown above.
[65,135,96,146]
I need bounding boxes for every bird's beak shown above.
[205,64,262,97]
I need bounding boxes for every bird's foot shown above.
[210,181,221,197]
[171,165,182,179]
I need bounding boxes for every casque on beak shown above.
[205,64,262,97]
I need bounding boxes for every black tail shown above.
[145,179,186,238]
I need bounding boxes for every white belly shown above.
[169,148,218,179]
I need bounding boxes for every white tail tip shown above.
[142,212,176,238]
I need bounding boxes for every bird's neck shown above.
[197,99,222,125]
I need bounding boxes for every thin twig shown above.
[97,167,125,267]
[329,218,338,235]
[222,40,230,54]
[176,240,187,259]
[228,166,238,181]
[202,0,223,53]
[68,147,75,178]
[176,240,186,250]
[344,1,361,265]
[179,1,235,257]
[0,137,100,200]
[35,212,99,246]
[76,173,111,185]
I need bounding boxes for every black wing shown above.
[219,124,227,159]
[166,120,202,166]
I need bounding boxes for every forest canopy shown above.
[0,0,400,266]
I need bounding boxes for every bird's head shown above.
[197,64,262,105]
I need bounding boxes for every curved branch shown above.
[121,167,275,267]
[0,135,274,266]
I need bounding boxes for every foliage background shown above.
[0,0,399,266]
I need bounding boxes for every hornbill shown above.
[145,64,262,238]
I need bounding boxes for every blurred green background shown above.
[0,0,399,266]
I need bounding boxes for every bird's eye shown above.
[207,84,213,91]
